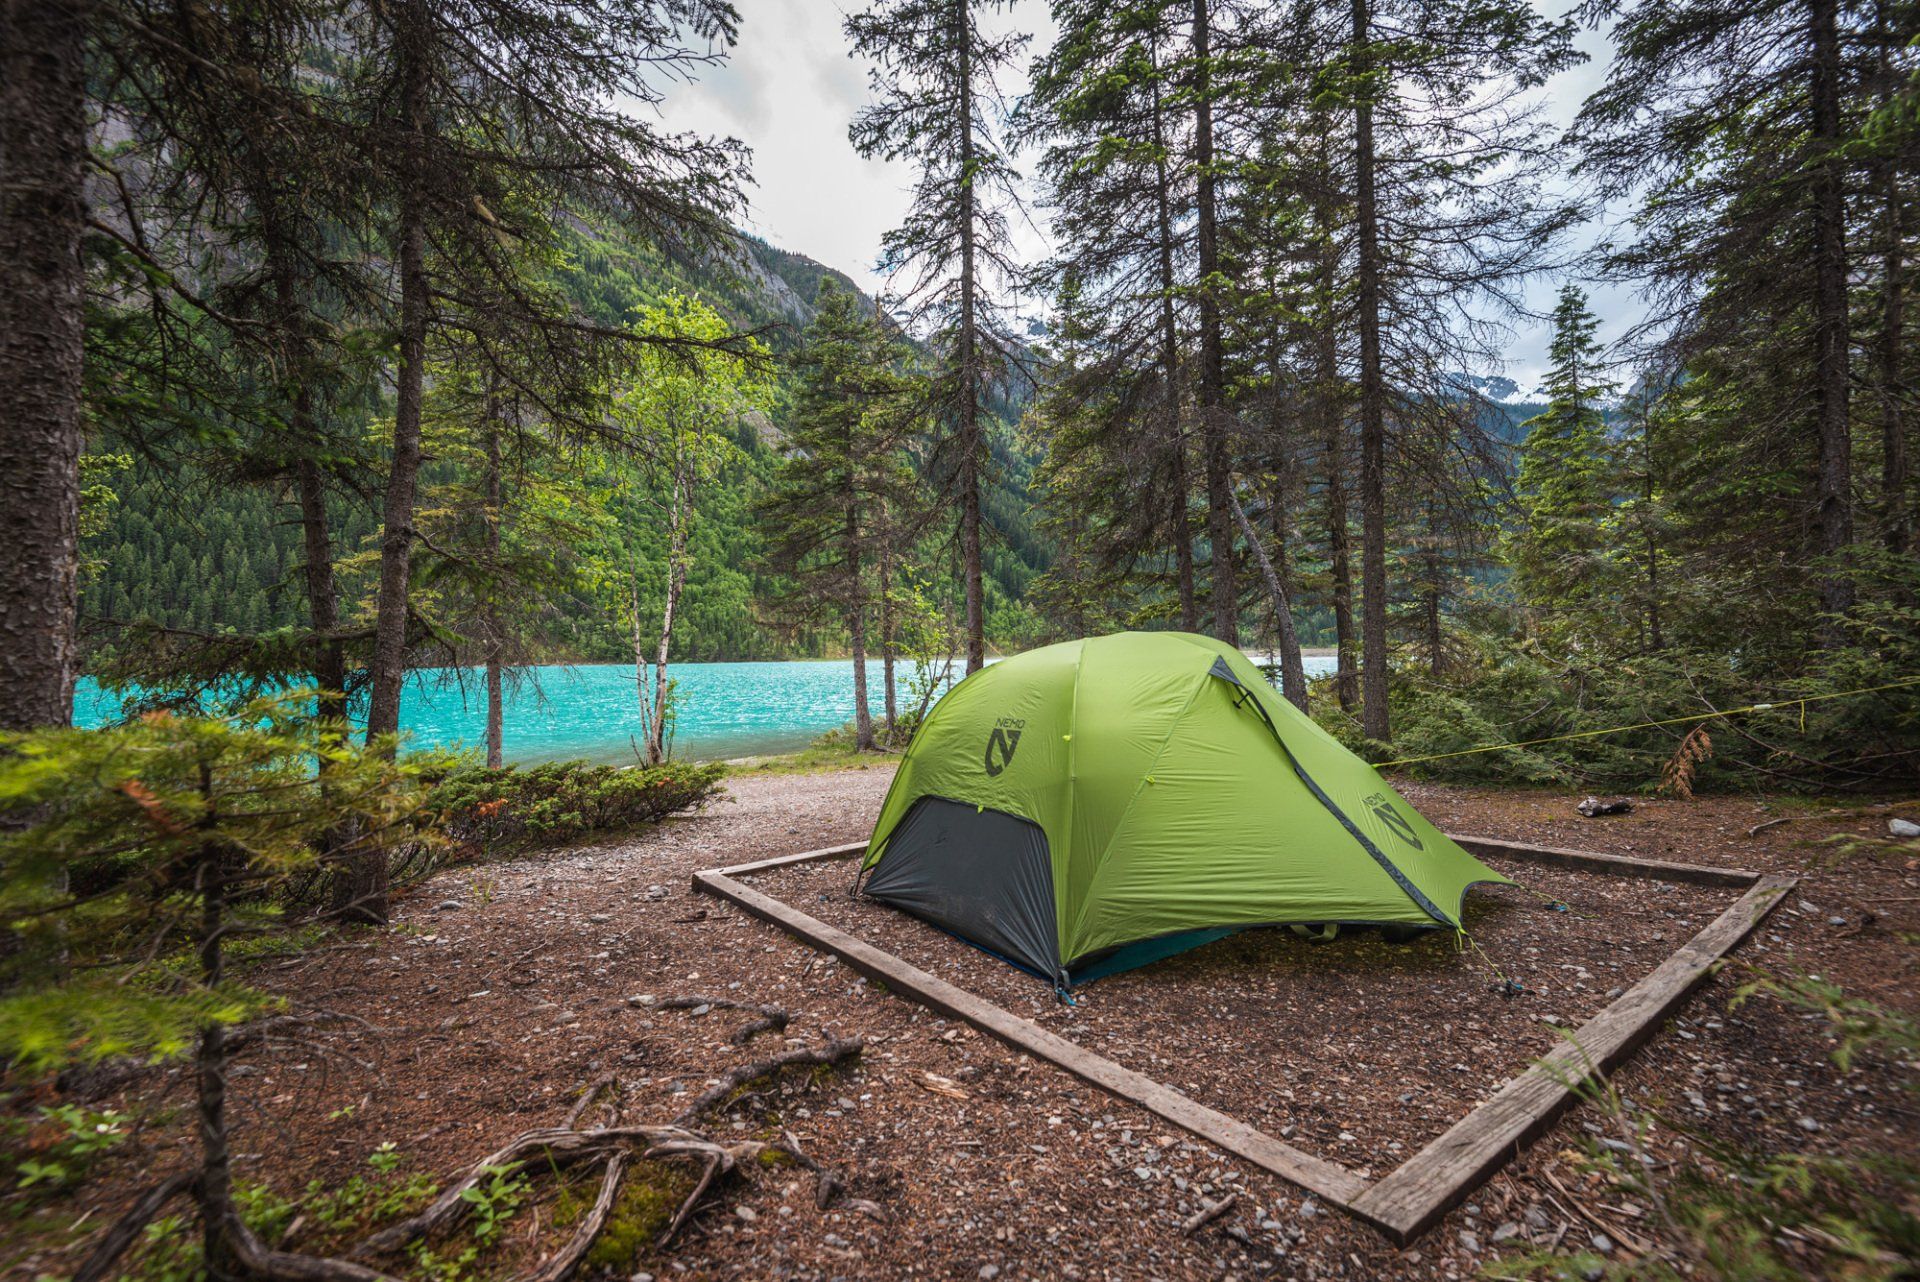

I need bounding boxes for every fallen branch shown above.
[564,1074,616,1129]
[659,994,790,1045]
[1182,1193,1236,1235]
[673,1037,863,1126]
[1540,1169,1654,1257]
[1747,817,1792,837]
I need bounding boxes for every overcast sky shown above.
[653,1,1639,393]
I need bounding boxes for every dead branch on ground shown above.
[658,994,791,1045]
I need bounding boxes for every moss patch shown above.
[581,1158,700,1272]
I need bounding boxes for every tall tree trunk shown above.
[1325,420,1359,712]
[646,463,689,767]
[294,459,344,720]
[847,493,874,751]
[1877,18,1909,556]
[879,513,897,740]
[271,244,347,726]
[0,0,88,732]
[194,831,239,1280]
[1810,0,1854,635]
[1229,491,1307,712]
[365,0,430,752]
[1151,66,1198,631]
[343,0,428,925]
[954,0,986,673]
[1422,500,1444,679]
[1351,0,1391,742]
[1265,333,1305,704]
[483,407,504,769]
[1640,396,1664,650]
[1191,0,1236,645]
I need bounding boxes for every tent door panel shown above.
[862,797,1061,983]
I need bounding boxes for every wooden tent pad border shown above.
[691,832,1794,1243]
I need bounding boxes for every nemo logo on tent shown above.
[1365,793,1425,850]
[984,720,1024,776]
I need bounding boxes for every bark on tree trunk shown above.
[1326,430,1359,712]
[0,0,88,732]
[1422,501,1445,679]
[365,0,430,753]
[1265,334,1306,705]
[194,832,240,1280]
[1191,0,1237,646]
[364,0,431,781]
[483,406,504,770]
[1311,169,1358,713]
[342,0,429,925]
[848,496,874,752]
[1876,18,1909,557]
[294,461,345,720]
[275,245,346,726]
[879,507,897,740]
[1229,491,1307,712]
[1151,66,1198,632]
[954,0,986,674]
[1639,397,1664,650]
[646,461,689,767]
[1351,0,1391,742]
[1809,0,1855,635]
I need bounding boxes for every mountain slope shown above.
[82,230,1051,667]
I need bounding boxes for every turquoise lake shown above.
[74,653,1335,765]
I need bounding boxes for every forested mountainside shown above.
[80,230,1052,667]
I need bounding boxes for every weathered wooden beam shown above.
[707,840,868,879]
[696,832,1793,1244]
[1347,873,1795,1242]
[693,868,1373,1210]
[1448,834,1758,888]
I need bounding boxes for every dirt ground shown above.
[16,766,1920,1281]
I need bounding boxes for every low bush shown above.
[425,758,725,859]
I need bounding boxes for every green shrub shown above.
[425,758,724,857]
[1,1104,126,1195]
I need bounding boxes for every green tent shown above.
[858,631,1510,988]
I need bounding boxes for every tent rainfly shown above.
[857,631,1510,989]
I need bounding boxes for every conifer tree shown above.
[1337,0,1581,740]
[1574,0,1902,641]
[847,0,1028,673]
[1024,1,1199,629]
[760,282,922,750]
[1508,286,1622,642]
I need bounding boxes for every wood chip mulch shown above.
[8,765,1917,1282]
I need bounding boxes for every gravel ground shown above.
[16,766,1919,1282]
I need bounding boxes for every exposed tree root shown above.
[76,1033,864,1282]
[522,1152,627,1282]
[658,994,791,1045]
[226,1210,401,1281]
[72,1169,197,1282]
[674,1036,863,1125]
[352,1034,864,1277]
